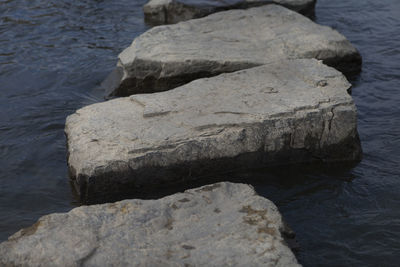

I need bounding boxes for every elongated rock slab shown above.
[67,59,361,203]
[143,0,316,25]
[0,182,300,266]
[107,5,361,97]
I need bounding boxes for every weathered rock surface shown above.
[143,0,316,25]
[67,59,361,203]
[107,5,361,97]
[0,182,300,267]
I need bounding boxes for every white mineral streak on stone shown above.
[143,0,316,24]
[0,182,300,267]
[67,59,361,202]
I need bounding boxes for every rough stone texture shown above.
[143,0,316,25]
[107,5,361,97]
[67,59,362,203]
[0,182,300,267]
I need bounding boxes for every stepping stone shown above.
[67,59,362,203]
[143,0,317,25]
[0,182,300,267]
[106,5,361,97]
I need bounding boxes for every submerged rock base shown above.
[0,183,300,267]
[67,59,361,203]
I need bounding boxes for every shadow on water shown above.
[69,161,360,205]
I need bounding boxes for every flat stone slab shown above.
[107,5,361,97]
[0,182,300,267]
[67,59,361,203]
[143,0,316,25]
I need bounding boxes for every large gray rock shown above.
[106,5,361,97]
[67,59,361,203]
[0,182,300,267]
[143,0,316,25]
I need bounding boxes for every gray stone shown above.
[0,182,300,267]
[67,59,361,203]
[143,0,316,25]
[107,5,361,97]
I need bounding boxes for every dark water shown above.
[0,0,149,239]
[0,0,399,266]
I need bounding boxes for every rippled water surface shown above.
[0,0,149,240]
[0,0,399,265]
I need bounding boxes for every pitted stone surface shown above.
[0,183,300,267]
[108,5,361,96]
[143,0,316,25]
[67,59,361,202]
